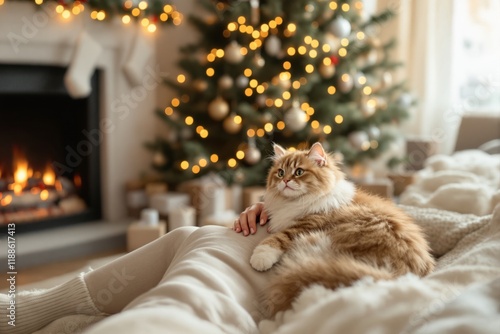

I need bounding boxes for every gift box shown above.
[406,137,437,171]
[149,192,191,218]
[177,173,228,221]
[168,206,197,231]
[387,172,415,196]
[242,186,266,209]
[355,178,394,198]
[126,209,166,252]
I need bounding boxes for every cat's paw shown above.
[250,245,283,271]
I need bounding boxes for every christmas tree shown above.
[150,0,413,186]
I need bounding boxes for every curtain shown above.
[376,0,457,154]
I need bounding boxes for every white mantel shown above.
[0,2,158,223]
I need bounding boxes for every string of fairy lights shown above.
[0,0,183,32]
[164,1,382,175]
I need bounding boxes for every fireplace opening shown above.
[0,64,102,233]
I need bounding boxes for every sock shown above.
[123,30,153,86]
[0,274,103,334]
[64,30,102,99]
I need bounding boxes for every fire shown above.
[1,194,12,206]
[13,150,29,194]
[40,189,49,201]
[43,164,56,186]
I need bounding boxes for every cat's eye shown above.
[294,168,304,176]
[277,169,285,178]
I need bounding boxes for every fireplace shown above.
[0,64,102,233]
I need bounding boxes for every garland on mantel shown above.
[0,0,183,32]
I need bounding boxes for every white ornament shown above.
[348,131,370,150]
[324,33,341,52]
[365,48,378,66]
[397,93,413,108]
[64,31,102,98]
[367,126,381,139]
[338,74,354,93]
[303,3,317,20]
[284,104,307,131]
[329,16,351,38]
[236,75,249,88]
[382,71,392,88]
[218,75,233,90]
[253,53,265,67]
[354,72,365,88]
[361,99,376,117]
[208,97,230,121]
[265,35,281,57]
[225,41,244,64]
[244,145,262,165]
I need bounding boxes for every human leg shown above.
[0,226,197,334]
[84,226,270,334]
[84,226,197,314]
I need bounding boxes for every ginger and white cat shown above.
[250,142,435,316]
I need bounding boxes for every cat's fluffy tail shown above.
[261,252,393,317]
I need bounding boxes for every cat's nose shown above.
[283,179,290,184]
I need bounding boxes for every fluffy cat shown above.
[250,142,435,316]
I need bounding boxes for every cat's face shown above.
[266,143,341,199]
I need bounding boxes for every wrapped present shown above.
[169,206,197,231]
[406,137,437,171]
[226,183,243,214]
[149,192,191,218]
[126,209,166,252]
[387,172,415,196]
[145,181,168,197]
[242,186,266,209]
[355,178,394,198]
[177,173,228,220]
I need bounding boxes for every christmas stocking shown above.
[123,30,153,86]
[64,31,102,98]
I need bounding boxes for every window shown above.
[452,0,500,113]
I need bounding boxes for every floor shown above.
[13,247,126,288]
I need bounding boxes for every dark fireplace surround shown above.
[0,64,102,233]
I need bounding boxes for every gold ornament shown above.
[208,96,230,121]
[193,79,208,92]
[223,113,242,134]
[225,41,244,64]
[153,151,167,166]
[319,62,336,78]
[218,75,234,90]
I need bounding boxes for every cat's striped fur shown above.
[250,142,435,317]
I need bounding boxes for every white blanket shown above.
[31,151,500,333]
[33,204,500,334]
[399,150,500,216]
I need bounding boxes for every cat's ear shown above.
[273,143,287,158]
[307,142,327,167]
